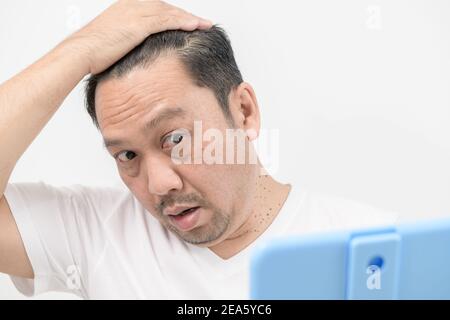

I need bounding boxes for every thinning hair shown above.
[85,25,243,128]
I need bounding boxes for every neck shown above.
[209,171,292,260]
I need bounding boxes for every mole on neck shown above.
[210,173,292,260]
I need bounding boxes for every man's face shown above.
[96,55,258,247]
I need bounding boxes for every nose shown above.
[144,155,183,196]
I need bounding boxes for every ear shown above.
[229,82,261,141]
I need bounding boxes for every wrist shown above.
[51,36,93,77]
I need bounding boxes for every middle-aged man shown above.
[0,1,397,299]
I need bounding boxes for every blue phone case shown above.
[250,217,450,299]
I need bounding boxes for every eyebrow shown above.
[103,107,186,149]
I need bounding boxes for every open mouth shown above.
[176,207,199,216]
[168,206,201,231]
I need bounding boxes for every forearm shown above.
[0,41,89,193]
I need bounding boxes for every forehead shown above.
[95,55,226,146]
[95,55,200,130]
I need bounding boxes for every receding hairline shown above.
[94,53,208,129]
[85,25,243,129]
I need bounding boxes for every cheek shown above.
[188,164,238,202]
[205,164,256,203]
[119,170,133,188]
[119,172,148,202]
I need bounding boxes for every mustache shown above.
[155,193,207,215]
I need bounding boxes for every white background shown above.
[0,0,449,299]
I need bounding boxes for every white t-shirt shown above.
[4,181,398,299]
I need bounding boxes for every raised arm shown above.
[0,0,211,279]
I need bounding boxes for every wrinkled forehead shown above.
[95,55,198,131]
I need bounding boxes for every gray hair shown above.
[84,25,243,128]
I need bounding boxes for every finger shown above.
[176,13,212,31]
[176,8,212,29]
[197,18,213,30]
[138,2,212,31]
[160,14,211,32]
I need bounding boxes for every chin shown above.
[192,241,213,248]
[179,229,227,248]
[198,233,227,248]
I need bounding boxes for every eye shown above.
[116,151,137,163]
[161,130,188,149]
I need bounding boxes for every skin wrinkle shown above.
[98,65,172,122]
[99,80,144,111]
[145,107,186,132]
[109,105,149,130]
[98,53,196,132]
[96,66,160,110]
[101,97,143,126]
[99,88,161,130]
[101,82,189,132]
[103,104,145,130]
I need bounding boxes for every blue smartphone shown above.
[250,217,450,299]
